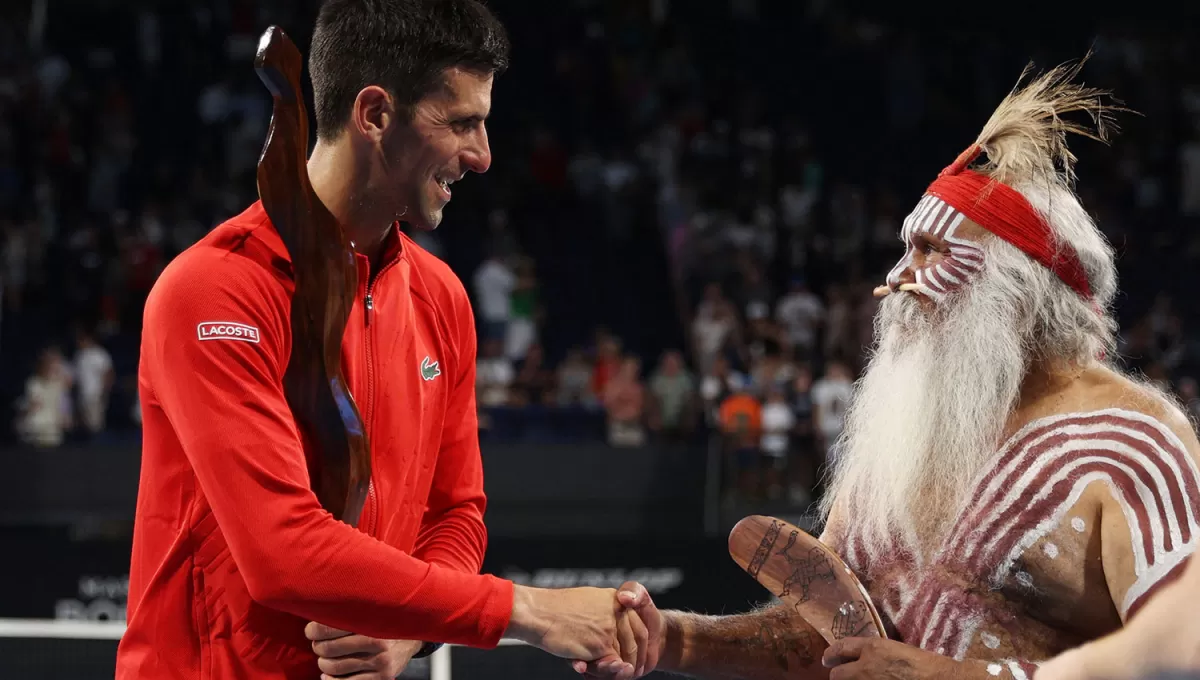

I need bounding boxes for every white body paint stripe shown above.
[847,409,1200,658]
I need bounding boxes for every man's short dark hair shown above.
[309,0,510,140]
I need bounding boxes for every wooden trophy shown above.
[729,515,887,644]
[253,26,370,526]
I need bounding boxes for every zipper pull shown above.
[365,294,373,327]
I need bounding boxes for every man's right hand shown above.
[571,582,665,679]
[506,585,640,679]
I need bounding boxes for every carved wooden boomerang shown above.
[253,26,370,526]
[729,515,886,644]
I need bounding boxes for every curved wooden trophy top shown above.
[253,26,370,526]
[729,515,887,644]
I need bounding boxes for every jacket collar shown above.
[241,200,406,271]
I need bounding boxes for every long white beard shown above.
[825,259,1032,561]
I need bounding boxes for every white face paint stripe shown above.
[920,201,948,236]
[900,196,935,239]
[912,195,940,229]
[940,210,967,240]
[934,264,961,285]
[940,261,973,281]
[887,195,985,297]
[948,247,984,262]
[924,266,946,291]
[931,201,957,238]
[925,200,953,236]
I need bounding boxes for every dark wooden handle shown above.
[729,515,887,644]
[253,26,371,526]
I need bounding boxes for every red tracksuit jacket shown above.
[116,201,513,679]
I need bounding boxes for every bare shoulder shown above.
[1094,365,1200,461]
[1006,364,1200,524]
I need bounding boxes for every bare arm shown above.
[658,604,830,680]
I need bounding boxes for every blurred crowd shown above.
[3,1,1200,508]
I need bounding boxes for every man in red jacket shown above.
[117,2,658,679]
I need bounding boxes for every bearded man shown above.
[585,62,1200,680]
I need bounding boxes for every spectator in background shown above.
[603,357,646,448]
[555,347,595,408]
[812,361,853,466]
[1177,377,1200,424]
[590,331,623,399]
[1146,294,1186,371]
[476,338,514,408]
[472,249,515,344]
[738,265,773,323]
[788,365,817,505]
[73,327,114,435]
[647,349,697,444]
[744,308,785,367]
[719,388,762,501]
[16,347,74,447]
[692,284,738,370]
[759,383,794,501]
[749,353,794,396]
[700,355,748,422]
[823,285,854,361]
[511,343,555,406]
[854,288,880,357]
[505,256,542,360]
[775,277,824,359]
[2,219,26,314]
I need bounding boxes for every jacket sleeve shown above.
[412,284,489,575]
[142,251,513,646]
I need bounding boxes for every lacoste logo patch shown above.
[197,322,261,343]
[420,356,441,381]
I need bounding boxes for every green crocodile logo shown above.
[420,356,441,381]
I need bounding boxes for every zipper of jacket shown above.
[362,258,400,537]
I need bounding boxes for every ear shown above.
[350,85,395,144]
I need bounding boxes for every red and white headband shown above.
[926,145,1093,300]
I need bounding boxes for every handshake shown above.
[507,580,665,679]
[304,581,665,679]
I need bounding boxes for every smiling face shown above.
[885,195,991,304]
[378,67,494,230]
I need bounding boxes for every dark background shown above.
[2,0,1199,677]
